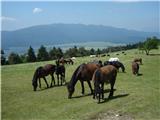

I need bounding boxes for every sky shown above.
[1,1,159,32]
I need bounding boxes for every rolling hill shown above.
[1,23,159,49]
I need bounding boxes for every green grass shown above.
[1,49,160,120]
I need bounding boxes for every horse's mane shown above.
[32,66,43,85]
[69,63,85,86]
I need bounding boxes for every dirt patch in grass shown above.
[89,110,134,120]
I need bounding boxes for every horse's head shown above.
[67,83,75,99]
[104,61,109,66]
[140,58,142,64]
[98,60,103,67]
[32,67,41,91]
[32,76,38,91]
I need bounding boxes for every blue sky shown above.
[1,1,159,32]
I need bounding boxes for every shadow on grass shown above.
[98,93,129,104]
[36,84,67,91]
[71,89,116,99]
[137,73,143,76]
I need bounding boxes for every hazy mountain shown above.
[1,23,159,49]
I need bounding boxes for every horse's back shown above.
[101,65,117,76]
[93,65,117,83]
[79,63,100,80]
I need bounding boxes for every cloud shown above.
[112,0,142,2]
[33,8,43,14]
[0,16,16,22]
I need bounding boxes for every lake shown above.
[3,42,125,57]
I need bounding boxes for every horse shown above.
[65,58,74,65]
[55,60,66,86]
[92,65,117,103]
[134,58,142,65]
[57,57,66,65]
[132,61,139,76]
[67,63,101,99]
[32,64,56,91]
[89,60,103,67]
[108,57,119,62]
[104,61,125,72]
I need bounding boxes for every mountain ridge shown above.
[2,23,159,49]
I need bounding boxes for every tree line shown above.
[1,36,159,65]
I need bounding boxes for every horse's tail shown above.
[93,69,101,95]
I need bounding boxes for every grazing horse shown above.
[32,64,56,91]
[66,58,74,65]
[55,61,66,86]
[89,60,103,67]
[67,63,101,99]
[104,61,125,72]
[108,57,119,62]
[92,65,117,103]
[132,61,139,76]
[134,58,142,65]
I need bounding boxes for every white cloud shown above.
[112,0,143,2]
[0,16,16,22]
[33,8,43,14]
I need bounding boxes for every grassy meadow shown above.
[1,49,160,120]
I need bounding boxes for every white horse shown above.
[108,57,119,62]
[90,55,96,58]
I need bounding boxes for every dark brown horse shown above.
[132,61,139,76]
[134,58,142,65]
[92,65,117,103]
[67,63,101,99]
[32,64,56,91]
[104,61,125,72]
[55,60,66,86]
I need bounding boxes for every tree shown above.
[96,48,101,55]
[8,52,22,64]
[37,45,49,61]
[78,47,88,57]
[90,48,95,55]
[49,47,57,60]
[1,50,6,65]
[56,47,63,59]
[143,37,159,55]
[65,46,78,57]
[26,46,36,62]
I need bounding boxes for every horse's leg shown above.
[50,74,55,87]
[57,74,59,86]
[108,78,115,99]
[53,74,55,86]
[60,74,63,86]
[39,78,41,88]
[101,83,104,99]
[87,81,93,94]
[63,72,66,84]
[80,81,85,95]
[43,77,49,88]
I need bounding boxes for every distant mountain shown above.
[1,23,159,49]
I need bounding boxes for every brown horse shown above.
[132,61,139,75]
[92,65,117,103]
[134,58,142,65]
[59,58,66,65]
[67,63,101,99]
[32,64,56,91]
